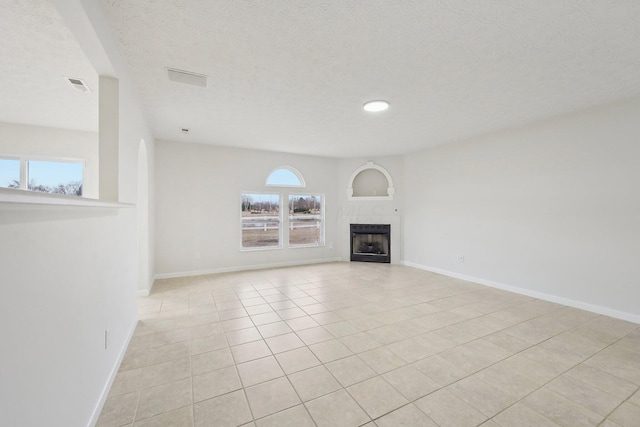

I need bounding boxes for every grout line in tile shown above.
[118,263,640,426]
[594,384,640,427]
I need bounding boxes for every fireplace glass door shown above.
[350,224,390,263]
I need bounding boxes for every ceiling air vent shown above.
[167,68,208,87]
[65,77,91,92]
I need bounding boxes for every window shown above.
[0,158,20,189]
[289,194,324,246]
[27,160,83,196]
[241,193,281,249]
[266,167,305,187]
[241,168,324,251]
[0,157,84,196]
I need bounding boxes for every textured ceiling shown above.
[3,1,639,155]
[0,0,98,132]
[100,2,640,155]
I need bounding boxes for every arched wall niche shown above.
[347,161,395,201]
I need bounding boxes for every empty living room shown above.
[1,1,639,426]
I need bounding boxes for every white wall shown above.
[0,118,152,427]
[0,207,138,427]
[0,130,151,427]
[0,1,155,425]
[154,140,339,277]
[0,122,99,198]
[404,97,640,321]
[115,69,156,294]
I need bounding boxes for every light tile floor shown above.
[98,262,640,426]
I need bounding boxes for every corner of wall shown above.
[403,261,640,325]
[87,317,138,427]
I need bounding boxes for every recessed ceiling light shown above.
[363,100,389,112]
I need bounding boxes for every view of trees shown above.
[289,195,320,214]
[240,193,323,248]
[7,179,83,196]
[241,193,279,214]
[289,195,323,245]
[241,193,281,248]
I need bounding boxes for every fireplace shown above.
[350,224,390,263]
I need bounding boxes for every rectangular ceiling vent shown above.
[167,68,208,87]
[65,77,91,93]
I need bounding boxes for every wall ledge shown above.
[0,188,132,210]
[403,261,640,325]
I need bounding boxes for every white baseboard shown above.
[137,276,155,297]
[403,261,640,325]
[88,318,138,427]
[153,257,343,281]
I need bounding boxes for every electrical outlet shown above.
[457,255,465,263]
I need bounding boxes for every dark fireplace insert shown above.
[350,224,390,263]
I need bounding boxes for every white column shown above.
[99,76,119,201]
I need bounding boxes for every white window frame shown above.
[0,156,21,189]
[240,191,283,251]
[265,166,306,187]
[288,193,325,248]
[0,155,85,195]
[239,167,326,252]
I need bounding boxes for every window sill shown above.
[240,245,283,252]
[0,188,133,210]
[290,243,325,249]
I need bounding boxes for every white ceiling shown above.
[4,1,640,157]
[0,0,98,133]
[96,0,640,157]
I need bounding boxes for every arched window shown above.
[266,167,305,187]
[242,166,325,250]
